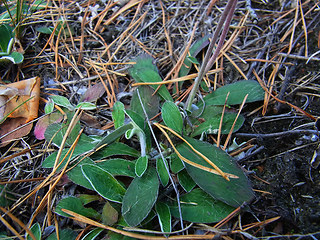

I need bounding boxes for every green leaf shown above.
[187,56,200,65]
[176,137,255,207]
[129,55,173,101]
[191,113,245,137]
[44,118,83,147]
[45,98,55,114]
[96,159,136,177]
[155,202,171,233]
[50,95,74,110]
[46,229,77,240]
[0,24,14,52]
[161,101,183,133]
[82,164,126,203]
[203,80,265,106]
[44,123,64,146]
[0,185,14,207]
[67,158,95,190]
[26,223,41,240]
[177,169,196,192]
[130,86,159,119]
[170,154,184,174]
[55,196,100,219]
[0,51,24,64]
[135,156,148,177]
[156,158,169,186]
[91,142,140,160]
[75,102,96,110]
[35,26,53,34]
[122,167,159,226]
[125,109,145,131]
[94,124,133,150]
[81,228,104,240]
[179,35,210,77]
[112,101,125,129]
[42,135,95,170]
[125,109,151,151]
[169,188,235,223]
[78,194,100,205]
[102,201,118,226]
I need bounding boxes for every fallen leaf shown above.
[0,77,40,123]
[0,117,33,147]
[0,77,40,147]
[80,82,105,103]
[34,112,64,140]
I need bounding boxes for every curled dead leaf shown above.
[0,77,40,123]
[0,77,40,147]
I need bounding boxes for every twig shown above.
[277,52,320,61]
[235,129,318,138]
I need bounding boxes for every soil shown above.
[1,0,320,239]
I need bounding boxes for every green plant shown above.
[0,0,47,64]
[41,0,265,237]
[41,56,264,238]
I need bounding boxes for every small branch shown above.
[235,129,318,138]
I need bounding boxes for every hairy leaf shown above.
[203,80,264,106]
[169,188,235,223]
[161,101,183,133]
[177,137,255,207]
[122,167,159,226]
[82,164,126,203]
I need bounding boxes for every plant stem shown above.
[184,0,238,112]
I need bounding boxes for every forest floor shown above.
[1,0,320,239]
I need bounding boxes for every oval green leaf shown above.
[75,102,96,110]
[169,188,235,223]
[191,113,244,137]
[82,164,126,203]
[177,169,196,192]
[122,167,159,226]
[156,158,169,186]
[26,223,41,240]
[96,159,136,177]
[135,156,148,177]
[155,202,171,233]
[50,95,74,110]
[55,196,100,219]
[112,101,125,129]
[91,142,140,160]
[161,101,183,133]
[176,137,255,207]
[203,80,265,106]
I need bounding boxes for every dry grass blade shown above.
[61,209,219,239]
[217,92,229,148]
[223,94,248,150]
[0,214,24,240]
[253,69,316,121]
[154,123,237,180]
[0,207,36,240]
[132,69,222,87]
